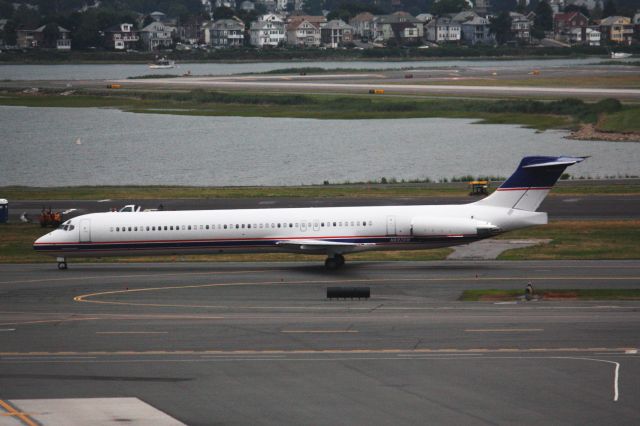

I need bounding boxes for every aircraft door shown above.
[300,220,307,232]
[79,219,91,242]
[313,219,319,231]
[386,215,396,236]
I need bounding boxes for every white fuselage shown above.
[33,203,546,258]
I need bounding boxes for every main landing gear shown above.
[324,254,345,270]
[57,257,67,270]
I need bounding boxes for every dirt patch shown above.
[566,123,640,142]
[541,291,578,300]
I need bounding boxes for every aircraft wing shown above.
[275,239,375,253]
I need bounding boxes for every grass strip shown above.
[497,220,640,260]
[1,90,631,131]
[459,289,640,301]
[2,182,640,200]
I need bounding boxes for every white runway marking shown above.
[0,329,15,332]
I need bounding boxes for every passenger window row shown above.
[109,220,374,233]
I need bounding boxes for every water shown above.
[1,106,637,187]
[0,57,607,81]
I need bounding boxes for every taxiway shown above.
[0,260,638,424]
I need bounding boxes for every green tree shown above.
[489,11,512,45]
[13,4,41,29]
[42,23,61,48]
[0,0,13,19]
[2,19,16,45]
[213,7,235,20]
[431,0,468,14]
[302,0,324,15]
[602,0,617,17]
[533,0,553,31]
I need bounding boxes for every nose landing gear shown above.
[324,254,345,270]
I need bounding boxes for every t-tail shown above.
[474,156,586,211]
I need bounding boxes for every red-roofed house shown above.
[553,11,589,35]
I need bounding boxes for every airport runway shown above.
[10,193,640,222]
[0,260,639,425]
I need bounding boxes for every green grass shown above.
[497,220,640,260]
[459,288,640,301]
[0,91,591,131]
[2,182,640,201]
[597,108,640,133]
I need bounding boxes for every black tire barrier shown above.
[327,287,370,299]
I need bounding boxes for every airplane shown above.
[34,155,585,270]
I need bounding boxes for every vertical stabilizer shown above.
[474,156,586,211]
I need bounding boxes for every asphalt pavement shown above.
[0,260,638,425]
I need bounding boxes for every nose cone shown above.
[33,232,52,251]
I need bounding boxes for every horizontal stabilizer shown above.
[475,156,586,211]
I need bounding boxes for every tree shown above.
[0,0,13,19]
[602,0,617,18]
[13,4,41,29]
[302,0,323,15]
[2,19,16,45]
[42,23,61,48]
[533,0,553,31]
[212,7,235,20]
[431,0,469,15]
[489,11,512,45]
[516,0,526,14]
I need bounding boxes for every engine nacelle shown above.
[411,216,499,237]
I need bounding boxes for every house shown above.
[568,27,601,46]
[415,14,433,24]
[207,18,245,47]
[286,18,321,47]
[250,14,285,47]
[139,21,174,50]
[599,16,634,45]
[373,13,423,44]
[509,12,531,43]
[16,25,72,49]
[104,23,139,50]
[320,19,354,48]
[349,12,375,39]
[553,11,589,35]
[425,16,461,43]
[460,16,494,45]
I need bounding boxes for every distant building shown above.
[373,13,423,44]
[207,18,245,47]
[568,27,601,46]
[139,21,174,50]
[250,14,285,47]
[349,12,375,39]
[553,12,589,35]
[460,16,494,45]
[321,19,354,48]
[286,18,322,47]
[104,23,139,50]
[425,16,461,43]
[599,16,634,45]
[16,25,71,50]
[509,12,531,43]
[474,0,490,16]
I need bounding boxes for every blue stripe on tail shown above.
[499,156,586,189]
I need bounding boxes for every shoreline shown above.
[567,123,640,142]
